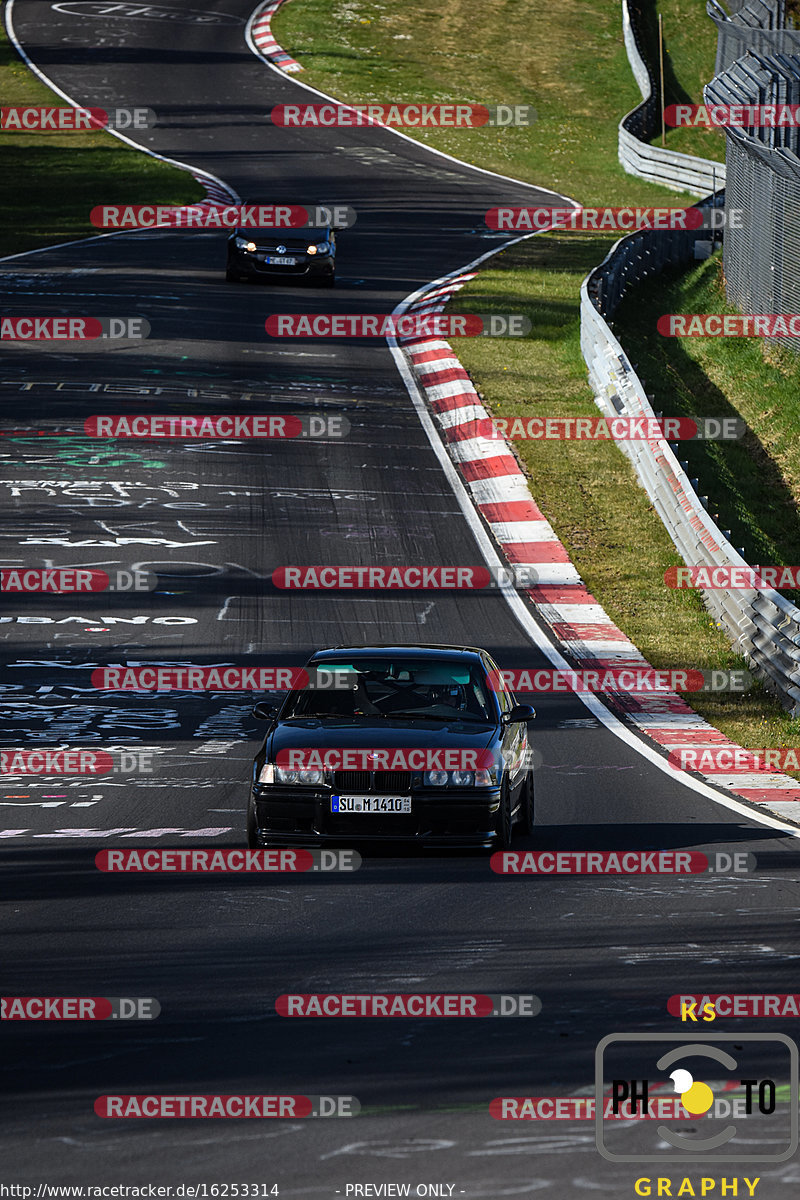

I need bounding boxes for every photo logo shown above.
[595,1033,798,1162]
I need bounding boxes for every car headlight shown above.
[423,768,496,787]
[307,242,331,255]
[425,769,449,786]
[276,766,324,785]
[257,763,324,785]
[235,236,256,252]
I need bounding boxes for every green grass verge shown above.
[273,0,719,204]
[0,29,205,258]
[615,252,800,593]
[630,0,726,162]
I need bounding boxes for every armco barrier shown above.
[620,0,726,195]
[580,212,800,715]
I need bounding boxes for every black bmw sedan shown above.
[226,221,336,285]
[247,645,535,851]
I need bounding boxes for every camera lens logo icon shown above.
[670,1068,713,1116]
[595,1032,799,1163]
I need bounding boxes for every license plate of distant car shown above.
[332,795,412,813]
[266,255,297,265]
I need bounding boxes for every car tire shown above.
[246,794,260,848]
[520,771,535,837]
[225,269,242,283]
[494,782,514,850]
[320,274,335,288]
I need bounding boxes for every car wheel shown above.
[246,794,260,848]
[520,771,535,837]
[494,782,514,850]
[321,274,335,288]
[225,269,242,283]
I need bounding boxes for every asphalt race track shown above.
[2,2,800,1195]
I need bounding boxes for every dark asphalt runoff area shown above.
[2,1,800,1195]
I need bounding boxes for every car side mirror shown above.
[253,701,278,721]
[503,703,536,723]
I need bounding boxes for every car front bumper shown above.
[228,249,334,279]
[251,785,502,848]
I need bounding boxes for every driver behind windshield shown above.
[283,661,492,721]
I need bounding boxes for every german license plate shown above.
[266,255,296,265]
[332,795,411,814]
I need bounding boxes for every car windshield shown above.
[241,227,331,237]
[282,659,494,722]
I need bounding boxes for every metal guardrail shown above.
[620,0,726,195]
[580,209,800,715]
[578,6,800,714]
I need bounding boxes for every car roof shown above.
[307,644,488,663]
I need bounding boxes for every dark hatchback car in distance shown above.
[226,221,336,285]
[247,645,535,851]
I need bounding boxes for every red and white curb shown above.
[192,176,239,206]
[248,0,303,73]
[396,276,800,826]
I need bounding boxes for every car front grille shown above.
[333,770,412,794]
